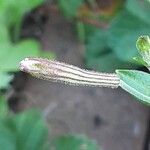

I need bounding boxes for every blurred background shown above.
[0,0,150,150]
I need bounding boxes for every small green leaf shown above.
[116,70,150,105]
[76,21,85,42]
[85,30,133,72]
[86,51,136,72]
[50,135,99,150]
[108,10,150,62]
[0,38,55,72]
[0,108,48,150]
[136,35,150,67]
[136,35,150,53]
[86,30,108,56]
[0,72,13,89]
[133,57,148,66]
[14,110,48,150]
[0,96,8,119]
[0,123,16,150]
[5,0,43,28]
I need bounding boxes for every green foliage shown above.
[0,0,43,28]
[85,30,137,71]
[0,25,10,43]
[2,40,55,73]
[0,73,13,89]
[107,10,150,62]
[85,7,150,71]
[0,96,8,119]
[86,50,135,72]
[0,40,40,72]
[136,36,150,68]
[0,97,48,150]
[116,36,150,105]
[50,135,99,150]
[136,36,150,53]
[116,70,150,105]
[57,0,83,18]
[126,0,150,24]
[86,30,108,57]
[0,0,55,90]
[133,56,148,66]
[92,33,150,105]
[58,0,150,71]
[0,124,16,150]
[13,110,48,150]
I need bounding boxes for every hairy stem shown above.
[20,58,120,88]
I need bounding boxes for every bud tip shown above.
[19,57,40,73]
[136,35,150,53]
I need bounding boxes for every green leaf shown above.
[14,110,48,150]
[85,51,136,72]
[0,40,41,72]
[0,96,8,119]
[0,37,55,73]
[12,0,43,13]
[116,70,150,105]
[0,25,10,44]
[50,135,99,150]
[136,35,150,53]
[0,123,16,150]
[58,0,83,18]
[108,10,150,62]
[76,21,85,42]
[126,0,150,25]
[86,30,108,56]
[0,0,44,41]
[85,29,138,71]
[0,72,13,89]
[4,0,43,28]
[136,35,150,67]
[0,109,48,150]
[0,0,9,25]
[133,57,148,66]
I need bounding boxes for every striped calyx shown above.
[20,57,120,88]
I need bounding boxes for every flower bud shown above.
[20,58,41,73]
[136,35,150,66]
